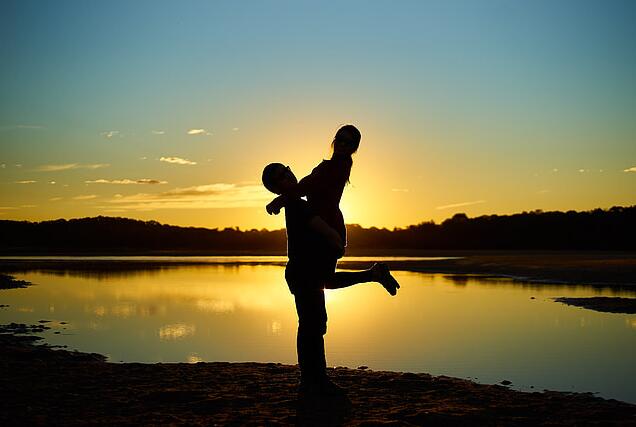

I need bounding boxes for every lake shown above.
[1,256,635,403]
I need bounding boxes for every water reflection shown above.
[0,262,634,403]
[159,323,196,340]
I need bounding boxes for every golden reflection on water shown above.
[188,354,203,363]
[159,323,196,340]
[1,263,635,402]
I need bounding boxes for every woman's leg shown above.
[323,263,400,295]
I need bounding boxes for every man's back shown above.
[284,197,335,293]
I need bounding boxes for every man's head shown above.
[262,162,298,194]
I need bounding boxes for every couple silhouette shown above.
[262,125,400,398]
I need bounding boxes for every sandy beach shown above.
[0,324,634,427]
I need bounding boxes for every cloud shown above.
[49,197,63,201]
[152,130,165,135]
[85,179,167,185]
[160,157,197,165]
[0,206,17,210]
[537,189,550,194]
[187,129,211,136]
[101,130,120,138]
[15,180,36,184]
[436,200,486,210]
[0,124,45,131]
[578,169,586,173]
[232,127,239,131]
[16,124,44,129]
[624,166,636,173]
[73,194,98,200]
[391,188,409,192]
[109,183,271,210]
[20,205,36,208]
[36,163,109,172]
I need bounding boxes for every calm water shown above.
[1,257,635,403]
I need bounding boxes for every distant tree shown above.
[0,206,635,253]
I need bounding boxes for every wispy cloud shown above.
[0,124,44,131]
[109,183,271,210]
[152,130,165,135]
[187,129,211,136]
[49,197,63,201]
[17,124,44,129]
[101,130,120,139]
[436,200,486,210]
[15,180,36,184]
[232,127,239,131]
[391,188,409,192]
[73,194,98,200]
[0,206,17,210]
[36,163,109,172]
[624,166,636,173]
[160,157,197,165]
[86,178,167,185]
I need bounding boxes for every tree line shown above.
[1,205,634,253]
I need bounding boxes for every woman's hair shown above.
[333,124,361,153]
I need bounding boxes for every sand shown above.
[553,297,636,314]
[0,273,31,290]
[1,325,635,426]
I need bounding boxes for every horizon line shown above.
[1,204,633,232]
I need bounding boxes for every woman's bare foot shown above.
[371,263,400,296]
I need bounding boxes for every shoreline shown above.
[1,327,635,426]
[2,251,636,288]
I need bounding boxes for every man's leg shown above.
[293,287,328,384]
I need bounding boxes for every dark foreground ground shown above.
[1,327,635,427]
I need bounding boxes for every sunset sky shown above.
[1,1,635,230]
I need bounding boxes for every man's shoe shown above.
[299,377,347,398]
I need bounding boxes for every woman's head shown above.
[332,124,361,155]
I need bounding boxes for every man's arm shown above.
[265,179,311,215]
[308,216,345,258]
[266,194,288,215]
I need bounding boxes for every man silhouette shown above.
[262,163,399,396]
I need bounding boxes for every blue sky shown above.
[1,1,635,229]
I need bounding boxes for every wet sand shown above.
[554,297,636,314]
[1,326,635,426]
[0,273,31,290]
